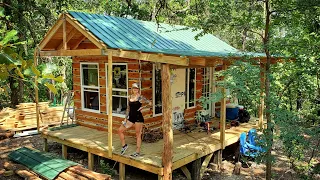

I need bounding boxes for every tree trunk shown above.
[263,1,273,180]
[9,76,19,108]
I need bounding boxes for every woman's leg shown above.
[118,121,134,146]
[134,122,143,153]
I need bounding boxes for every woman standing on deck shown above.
[118,83,152,157]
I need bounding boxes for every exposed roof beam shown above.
[65,13,107,49]
[71,35,86,50]
[105,49,189,66]
[38,14,64,50]
[57,28,78,50]
[40,49,103,56]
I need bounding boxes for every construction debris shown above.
[142,127,163,143]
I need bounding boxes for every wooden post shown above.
[34,49,40,133]
[191,158,201,180]
[62,144,68,159]
[200,153,213,179]
[161,64,173,180]
[88,152,94,170]
[62,14,67,50]
[43,138,48,152]
[220,64,227,149]
[213,150,222,168]
[108,50,113,158]
[259,63,266,129]
[119,162,125,180]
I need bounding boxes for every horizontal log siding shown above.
[73,56,204,136]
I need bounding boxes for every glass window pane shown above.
[82,64,98,86]
[189,68,196,107]
[83,91,99,110]
[155,69,162,114]
[112,91,127,96]
[112,96,127,115]
[112,65,127,89]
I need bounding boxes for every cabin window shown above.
[153,65,162,116]
[186,68,196,108]
[106,63,128,117]
[81,63,100,112]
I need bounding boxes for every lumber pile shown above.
[3,161,111,180]
[0,102,69,131]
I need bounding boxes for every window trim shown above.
[186,68,197,109]
[153,64,163,117]
[80,62,100,113]
[105,63,128,118]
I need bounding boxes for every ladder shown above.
[60,91,75,126]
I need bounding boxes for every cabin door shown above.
[171,69,186,129]
[202,67,215,117]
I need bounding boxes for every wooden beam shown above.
[119,163,125,180]
[38,15,63,50]
[39,49,103,57]
[259,63,266,129]
[191,158,201,180]
[200,153,213,179]
[65,14,106,49]
[88,152,94,170]
[62,144,68,159]
[158,175,164,180]
[109,49,189,66]
[162,64,173,180]
[213,150,222,168]
[107,50,113,158]
[62,14,67,50]
[43,138,48,152]
[34,49,40,133]
[57,28,78,50]
[71,35,86,50]
[220,64,227,149]
[180,166,191,180]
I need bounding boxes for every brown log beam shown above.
[107,50,113,158]
[162,64,173,180]
[220,64,227,149]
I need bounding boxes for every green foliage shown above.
[99,160,115,177]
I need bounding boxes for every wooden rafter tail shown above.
[65,13,107,49]
[38,14,64,50]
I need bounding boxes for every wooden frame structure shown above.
[34,12,279,179]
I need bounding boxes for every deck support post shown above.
[180,166,191,180]
[107,50,113,158]
[213,150,222,168]
[62,144,68,159]
[161,64,173,180]
[191,158,201,180]
[158,175,164,180]
[220,64,227,149]
[43,138,48,152]
[259,63,266,129]
[200,153,213,179]
[119,162,125,180]
[88,152,94,170]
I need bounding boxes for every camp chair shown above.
[247,128,265,152]
[239,132,261,158]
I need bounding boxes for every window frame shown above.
[80,62,100,113]
[153,64,163,117]
[105,63,128,118]
[186,68,197,109]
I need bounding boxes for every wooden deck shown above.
[42,120,258,177]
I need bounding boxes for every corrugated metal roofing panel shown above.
[68,11,264,57]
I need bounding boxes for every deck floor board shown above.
[43,120,258,174]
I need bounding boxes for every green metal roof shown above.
[68,11,264,58]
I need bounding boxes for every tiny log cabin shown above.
[36,11,278,179]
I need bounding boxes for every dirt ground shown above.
[0,134,303,180]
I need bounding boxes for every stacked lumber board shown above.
[3,161,111,180]
[0,102,69,131]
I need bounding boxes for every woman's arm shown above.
[138,95,152,111]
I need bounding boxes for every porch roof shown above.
[68,11,264,58]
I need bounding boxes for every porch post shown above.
[220,64,227,150]
[162,63,173,180]
[108,50,113,157]
[259,63,266,129]
[34,49,40,133]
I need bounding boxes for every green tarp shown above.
[8,147,78,180]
